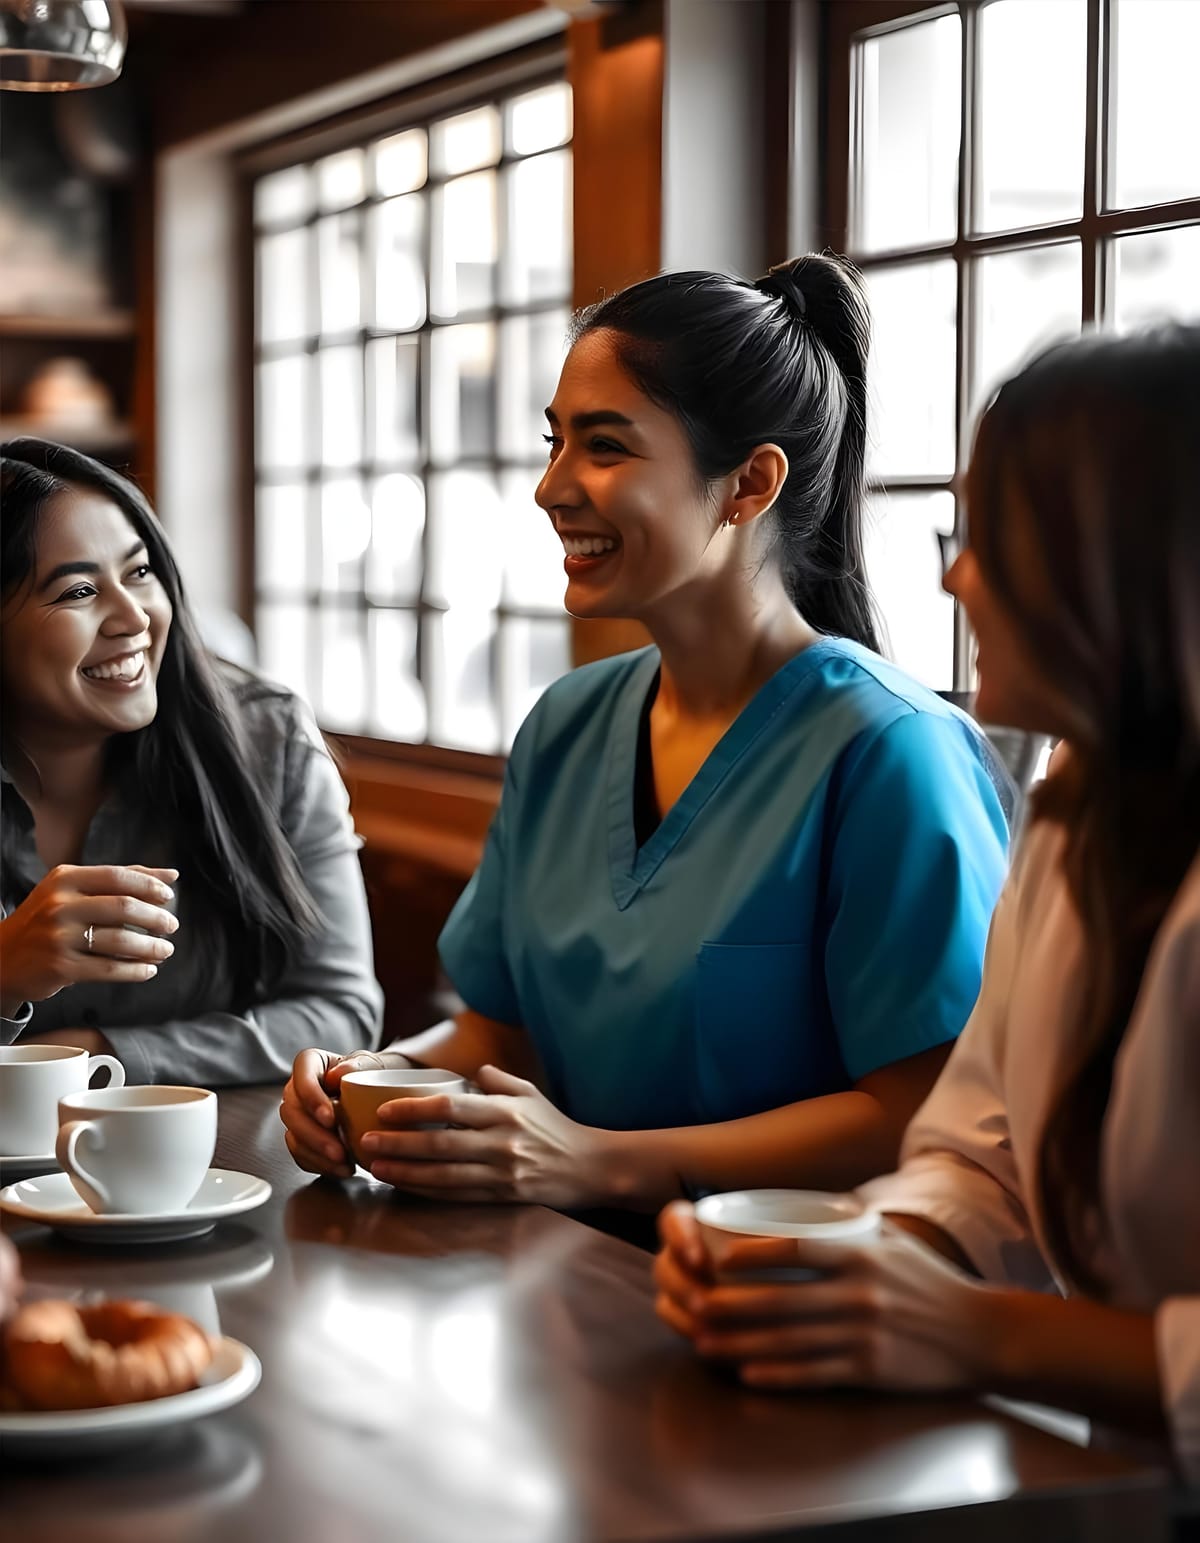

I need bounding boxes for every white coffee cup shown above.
[0,1044,125,1157]
[56,1085,217,1215]
[695,1189,881,1280]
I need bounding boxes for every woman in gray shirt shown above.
[0,438,382,1086]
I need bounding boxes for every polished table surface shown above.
[1,1087,1173,1542]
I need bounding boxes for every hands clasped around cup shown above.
[0,864,179,1018]
[280,1047,613,1208]
[653,1200,992,1394]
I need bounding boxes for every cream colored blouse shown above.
[859,804,1200,1483]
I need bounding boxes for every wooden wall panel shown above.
[136,0,544,148]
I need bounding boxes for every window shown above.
[251,79,574,753]
[829,0,1200,690]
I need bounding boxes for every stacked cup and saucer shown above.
[0,1045,270,1243]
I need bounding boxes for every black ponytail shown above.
[573,252,881,651]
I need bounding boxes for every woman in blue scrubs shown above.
[280,253,1011,1213]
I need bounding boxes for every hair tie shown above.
[757,271,807,324]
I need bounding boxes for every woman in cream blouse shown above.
[653,324,1200,1485]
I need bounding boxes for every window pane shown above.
[254,166,311,227]
[371,194,426,331]
[1112,0,1200,208]
[865,260,957,478]
[425,608,500,753]
[254,78,571,753]
[432,171,498,317]
[319,348,362,468]
[431,105,501,177]
[316,148,365,212]
[1112,225,1200,329]
[257,356,308,471]
[864,491,955,690]
[972,243,1081,422]
[430,323,496,464]
[317,213,361,336]
[502,151,571,305]
[499,309,568,459]
[507,83,572,156]
[256,484,309,595]
[500,617,571,748]
[974,0,1086,233]
[367,474,425,603]
[369,609,426,741]
[257,602,311,702]
[319,478,370,596]
[257,229,309,344]
[500,469,563,611]
[368,336,421,464]
[426,470,504,610]
[374,127,427,197]
[317,606,367,731]
[851,14,960,253]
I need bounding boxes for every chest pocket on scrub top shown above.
[692,940,843,1122]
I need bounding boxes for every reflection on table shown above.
[0,1087,1173,1543]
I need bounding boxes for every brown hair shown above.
[966,325,1200,1293]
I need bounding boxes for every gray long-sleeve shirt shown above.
[0,665,383,1085]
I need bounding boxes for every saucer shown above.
[0,1169,272,1245]
[0,1337,261,1457]
[0,1149,59,1181]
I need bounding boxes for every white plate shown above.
[0,1169,272,1244]
[0,1336,260,1456]
[0,1149,59,1181]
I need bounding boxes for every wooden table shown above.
[1,1088,1172,1542]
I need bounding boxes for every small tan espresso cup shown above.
[694,1189,881,1281]
[336,1068,467,1171]
[0,1044,125,1157]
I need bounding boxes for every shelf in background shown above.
[0,311,136,341]
[0,418,136,452]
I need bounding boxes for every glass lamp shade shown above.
[0,0,127,91]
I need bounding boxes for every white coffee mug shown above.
[0,1044,125,1157]
[695,1189,881,1281]
[56,1086,217,1215]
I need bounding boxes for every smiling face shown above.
[535,329,735,622]
[0,487,173,747]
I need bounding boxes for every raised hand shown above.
[0,864,179,1018]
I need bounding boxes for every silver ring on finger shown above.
[84,924,95,953]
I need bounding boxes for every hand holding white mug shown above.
[0,864,179,1017]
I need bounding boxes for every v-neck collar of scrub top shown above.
[606,638,850,910]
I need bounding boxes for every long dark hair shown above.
[0,438,319,1001]
[967,326,1200,1293]
[572,253,881,650]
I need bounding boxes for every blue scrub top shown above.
[439,639,1011,1132]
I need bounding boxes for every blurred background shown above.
[2,0,1198,1035]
